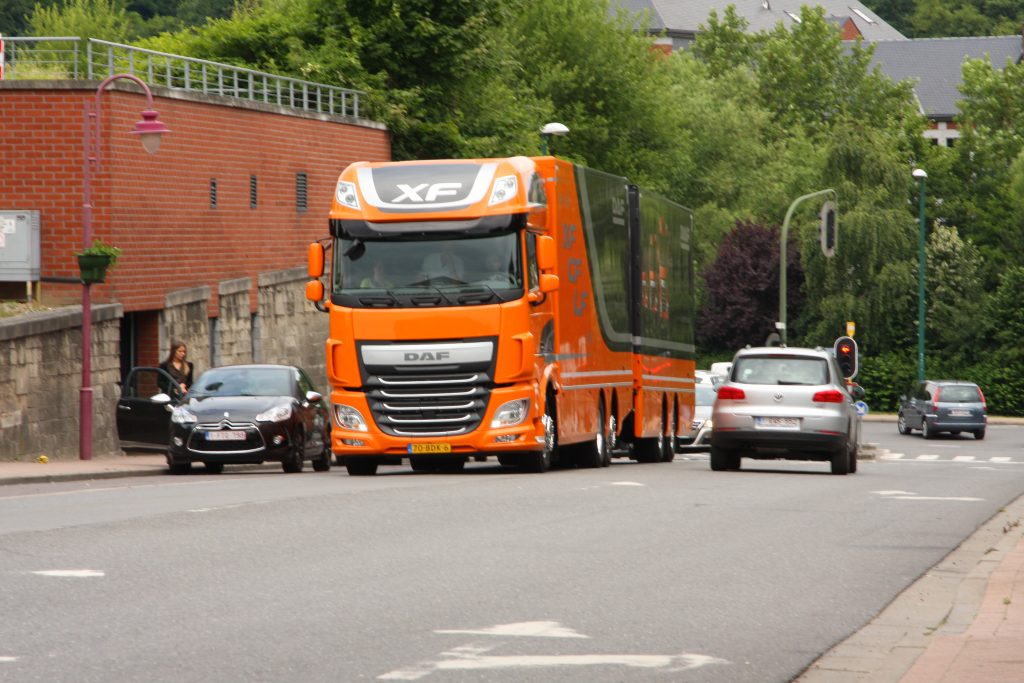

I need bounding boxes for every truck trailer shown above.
[305,156,695,475]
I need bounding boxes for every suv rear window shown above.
[937,385,982,402]
[733,356,829,386]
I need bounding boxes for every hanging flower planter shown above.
[76,239,122,284]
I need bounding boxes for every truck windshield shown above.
[332,232,523,308]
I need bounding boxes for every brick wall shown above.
[0,80,390,318]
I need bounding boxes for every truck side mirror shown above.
[305,279,325,303]
[308,242,325,278]
[536,235,556,272]
[539,273,559,293]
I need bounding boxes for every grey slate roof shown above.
[867,36,1023,119]
[620,0,905,41]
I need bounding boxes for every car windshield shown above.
[938,385,982,402]
[332,232,523,308]
[733,356,829,385]
[696,384,716,406]
[191,367,293,397]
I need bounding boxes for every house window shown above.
[296,173,308,213]
[209,179,217,209]
[250,175,258,209]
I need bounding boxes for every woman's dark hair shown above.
[164,340,187,365]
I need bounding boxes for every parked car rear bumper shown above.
[925,416,986,431]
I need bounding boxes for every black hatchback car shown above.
[117,364,332,473]
[898,380,987,440]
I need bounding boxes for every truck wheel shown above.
[575,402,608,469]
[409,457,437,472]
[345,459,379,476]
[660,409,676,462]
[497,455,518,468]
[521,393,556,473]
[436,459,466,473]
[634,425,663,463]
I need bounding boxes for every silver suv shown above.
[709,346,865,475]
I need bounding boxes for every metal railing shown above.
[1,36,362,118]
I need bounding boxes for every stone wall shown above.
[0,304,123,460]
[0,269,331,461]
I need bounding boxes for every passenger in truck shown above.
[422,244,464,281]
[359,260,394,288]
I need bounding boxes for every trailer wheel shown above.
[660,406,676,462]
[575,401,609,469]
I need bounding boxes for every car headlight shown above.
[335,181,360,210]
[334,404,369,432]
[488,175,517,206]
[256,404,293,423]
[491,398,529,428]
[171,406,197,425]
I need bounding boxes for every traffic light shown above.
[834,336,858,379]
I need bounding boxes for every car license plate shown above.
[949,409,971,417]
[408,443,452,454]
[755,417,799,430]
[206,430,246,441]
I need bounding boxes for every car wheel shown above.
[282,428,305,473]
[974,428,986,440]
[203,462,224,474]
[897,412,911,435]
[345,459,379,476]
[710,445,740,471]
[575,402,608,469]
[830,442,851,475]
[168,462,191,475]
[521,391,557,473]
[922,420,934,439]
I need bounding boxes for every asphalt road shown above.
[1,423,1023,682]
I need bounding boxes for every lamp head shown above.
[912,168,927,179]
[132,109,170,154]
[540,122,569,136]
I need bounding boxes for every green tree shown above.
[924,224,984,364]
[27,0,132,42]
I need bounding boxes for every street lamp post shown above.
[79,74,169,460]
[778,188,836,345]
[913,168,927,382]
[539,122,569,155]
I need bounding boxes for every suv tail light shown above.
[717,386,746,400]
[979,388,986,409]
[812,389,845,403]
[932,386,941,411]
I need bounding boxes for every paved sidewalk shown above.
[2,428,1024,682]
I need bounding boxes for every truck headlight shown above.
[488,175,517,206]
[171,406,197,425]
[334,404,369,432]
[491,398,529,428]
[256,404,293,422]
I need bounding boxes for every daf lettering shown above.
[404,351,451,362]
[393,182,463,203]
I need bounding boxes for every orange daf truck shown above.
[305,156,695,475]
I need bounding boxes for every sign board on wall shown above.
[0,211,41,281]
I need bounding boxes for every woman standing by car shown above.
[159,341,193,396]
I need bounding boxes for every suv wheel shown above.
[922,420,934,439]
[974,428,986,440]
[830,442,851,475]
[897,412,911,435]
[710,445,740,471]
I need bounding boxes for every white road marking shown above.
[892,496,984,502]
[873,490,917,496]
[435,621,588,638]
[32,569,104,578]
[991,457,1011,463]
[953,456,976,462]
[434,652,728,672]
[881,453,904,459]
[0,656,18,662]
[917,454,940,460]
[610,481,645,487]
[380,646,497,681]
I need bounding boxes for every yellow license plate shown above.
[408,443,452,454]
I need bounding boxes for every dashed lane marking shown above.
[32,569,104,578]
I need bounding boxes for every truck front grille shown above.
[365,372,490,437]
